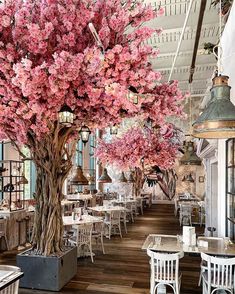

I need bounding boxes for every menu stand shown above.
[207,227,216,237]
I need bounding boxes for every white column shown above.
[217,139,226,237]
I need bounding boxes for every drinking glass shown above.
[224,237,230,250]
[177,235,183,245]
[155,236,161,246]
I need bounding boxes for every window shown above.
[76,140,83,167]
[0,142,3,161]
[21,147,36,199]
[226,138,235,240]
[75,140,83,192]
[89,134,96,191]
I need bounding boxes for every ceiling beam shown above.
[188,0,207,83]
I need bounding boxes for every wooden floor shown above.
[0,204,204,293]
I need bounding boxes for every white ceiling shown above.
[146,0,220,97]
[144,0,221,132]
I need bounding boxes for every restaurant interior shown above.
[0,0,235,293]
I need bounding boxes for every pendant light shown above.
[193,0,235,139]
[187,173,194,182]
[127,86,139,105]
[180,86,201,165]
[110,124,118,135]
[79,126,91,145]
[118,172,127,182]
[70,166,88,185]
[98,168,112,183]
[127,172,135,183]
[58,104,74,126]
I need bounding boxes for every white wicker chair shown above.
[179,204,192,226]
[197,237,224,286]
[136,197,144,215]
[92,221,105,254]
[69,223,94,262]
[201,252,235,294]
[104,210,122,239]
[147,249,184,294]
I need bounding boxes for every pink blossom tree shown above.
[96,125,182,195]
[0,0,183,255]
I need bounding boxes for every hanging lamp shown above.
[180,141,201,165]
[118,172,127,183]
[70,166,88,185]
[79,126,91,145]
[186,173,194,183]
[110,124,118,135]
[193,0,235,139]
[97,168,112,183]
[127,86,139,105]
[193,74,235,138]
[58,104,74,126]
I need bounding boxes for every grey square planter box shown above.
[17,246,77,291]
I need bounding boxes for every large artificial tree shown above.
[0,0,184,255]
[96,124,183,196]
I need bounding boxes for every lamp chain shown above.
[217,0,223,75]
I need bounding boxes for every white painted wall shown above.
[216,2,235,237]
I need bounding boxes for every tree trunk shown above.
[24,124,76,256]
[133,168,145,197]
[32,164,64,255]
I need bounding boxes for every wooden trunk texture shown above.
[0,204,204,293]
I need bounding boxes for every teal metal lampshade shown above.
[193,75,235,139]
[180,141,201,166]
[98,168,112,183]
[118,172,127,183]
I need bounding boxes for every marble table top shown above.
[63,215,103,226]
[142,234,235,256]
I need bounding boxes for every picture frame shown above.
[199,176,204,183]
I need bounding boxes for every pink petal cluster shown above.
[0,0,184,145]
[95,126,180,171]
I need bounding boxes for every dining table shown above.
[142,234,235,256]
[63,215,103,226]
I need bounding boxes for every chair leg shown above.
[4,236,9,251]
[141,206,143,215]
[101,235,105,254]
[108,225,111,239]
[89,244,94,263]
[118,224,122,238]
[198,270,202,286]
[124,220,127,234]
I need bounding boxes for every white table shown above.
[142,234,235,256]
[65,194,93,201]
[88,205,126,213]
[63,215,103,226]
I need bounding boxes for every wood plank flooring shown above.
[0,204,204,293]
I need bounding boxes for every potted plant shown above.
[0,0,184,290]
